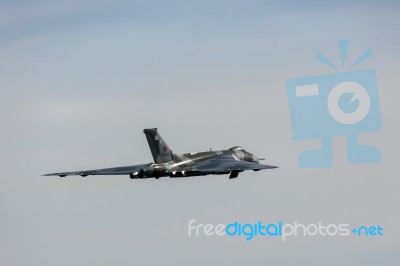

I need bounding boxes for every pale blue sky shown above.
[0,1,399,265]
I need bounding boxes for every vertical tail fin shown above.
[143,128,175,163]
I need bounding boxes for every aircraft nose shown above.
[252,154,259,164]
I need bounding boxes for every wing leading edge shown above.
[173,159,278,178]
[43,164,150,177]
[185,161,277,173]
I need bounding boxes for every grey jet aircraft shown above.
[44,128,278,179]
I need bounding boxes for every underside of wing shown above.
[179,159,278,177]
[43,163,151,177]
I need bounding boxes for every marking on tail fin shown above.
[143,128,175,163]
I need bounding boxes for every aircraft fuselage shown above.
[130,148,260,179]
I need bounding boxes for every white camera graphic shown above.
[287,69,382,168]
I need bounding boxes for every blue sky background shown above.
[0,1,399,265]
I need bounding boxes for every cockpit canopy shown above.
[229,146,246,152]
[229,146,259,163]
